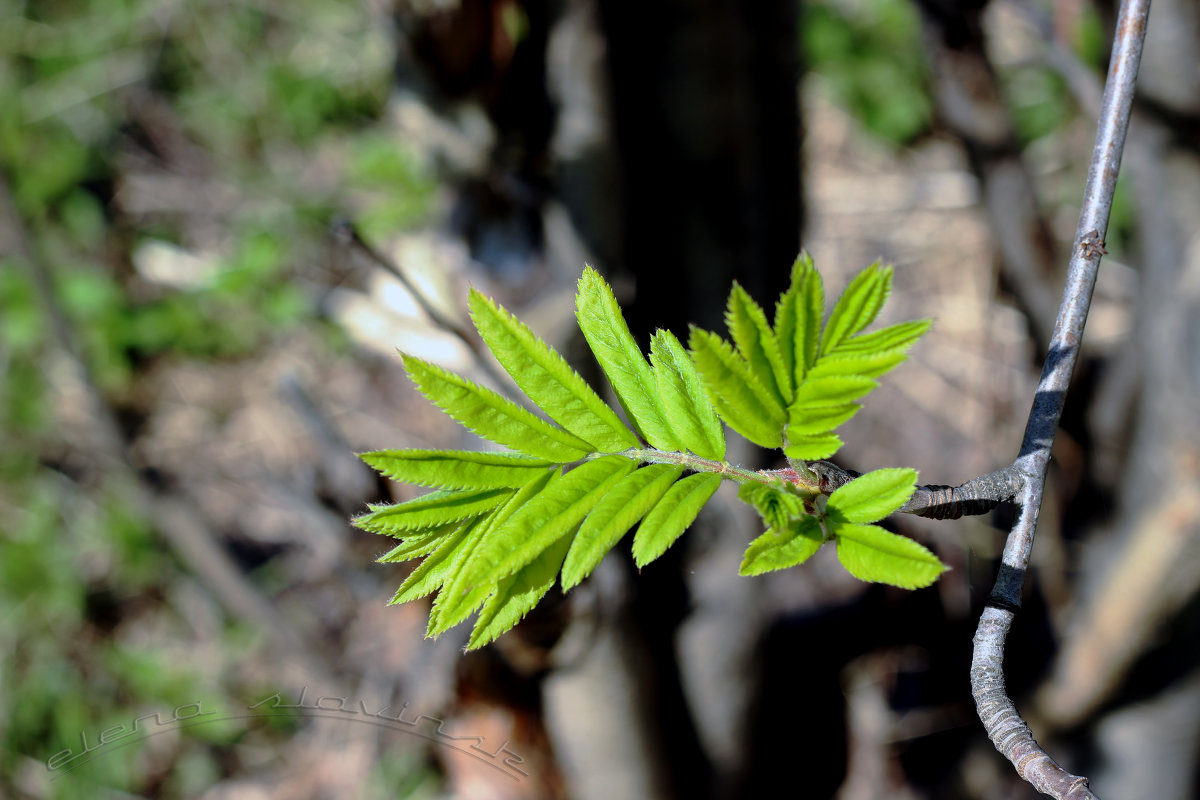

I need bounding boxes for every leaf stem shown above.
[588,448,816,490]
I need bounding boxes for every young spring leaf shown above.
[821,262,892,355]
[360,449,554,490]
[790,375,878,408]
[428,470,554,636]
[739,516,825,576]
[688,328,785,448]
[469,289,638,452]
[650,330,726,460]
[462,456,635,589]
[775,252,824,386]
[727,283,791,404]
[467,534,574,650]
[783,432,843,462]
[787,403,861,437]
[826,467,918,523]
[402,354,592,462]
[632,472,723,567]
[834,523,947,589]
[377,524,459,563]
[738,481,810,530]
[833,318,931,355]
[805,350,908,381]
[561,464,684,589]
[354,487,513,536]
[389,518,482,604]
[575,267,682,451]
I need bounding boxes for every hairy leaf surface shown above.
[354,487,512,536]
[469,289,637,452]
[651,330,726,460]
[827,467,918,523]
[835,319,931,355]
[791,375,878,408]
[775,253,824,386]
[835,523,946,588]
[576,267,682,451]
[402,354,592,461]
[360,449,554,490]
[388,519,481,605]
[632,472,723,567]
[783,432,844,462]
[787,403,861,436]
[688,328,785,448]
[377,525,459,563]
[727,283,790,404]
[467,534,574,650]
[738,481,809,530]
[464,456,635,588]
[806,350,908,381]
[428,471,554,635]
[562,464,684,589]
[739,516,824,576]
[821,263,892,354]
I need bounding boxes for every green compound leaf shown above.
[834,318,931,356]
[821,262,892,355]
[688,327,785,448]
[738,481,810,530]
[469,289,637,453]
[467,534,574,650]
[402,354,592,462]
[576,267,682,451]
[388,518,482,605]
[360,449,554,490]
[739,516,825,576]
[783,432,844,462]
[377,524,460,563]
[650,330,726,460]
[834,523,947,589]
[791,375,878,408]
[632,472,723,567]
[827,467,918,523]
[354,487,513,536]
[787,403,861,437]
[806,350,908,381]
[775,252,825,387]
[428,471,554,636]
[562,464,684,590]
[464,456,635,588]
[727,283,791,404]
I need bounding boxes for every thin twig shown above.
[970,0,1150,796]
[331,220,517,397]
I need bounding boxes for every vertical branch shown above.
[970,0,1151,797]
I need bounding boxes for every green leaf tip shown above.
[739,516,824,576]
[827,467,918,523]
[632,471,723,567]
[468,287,638,452]
[576,267,683,452]
[834,524,947,589]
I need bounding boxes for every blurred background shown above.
[2,0,1199,797]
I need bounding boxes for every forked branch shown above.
[969,0,1150,796]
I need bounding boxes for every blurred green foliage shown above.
[0,0,437,796]
[802,0,934,144]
